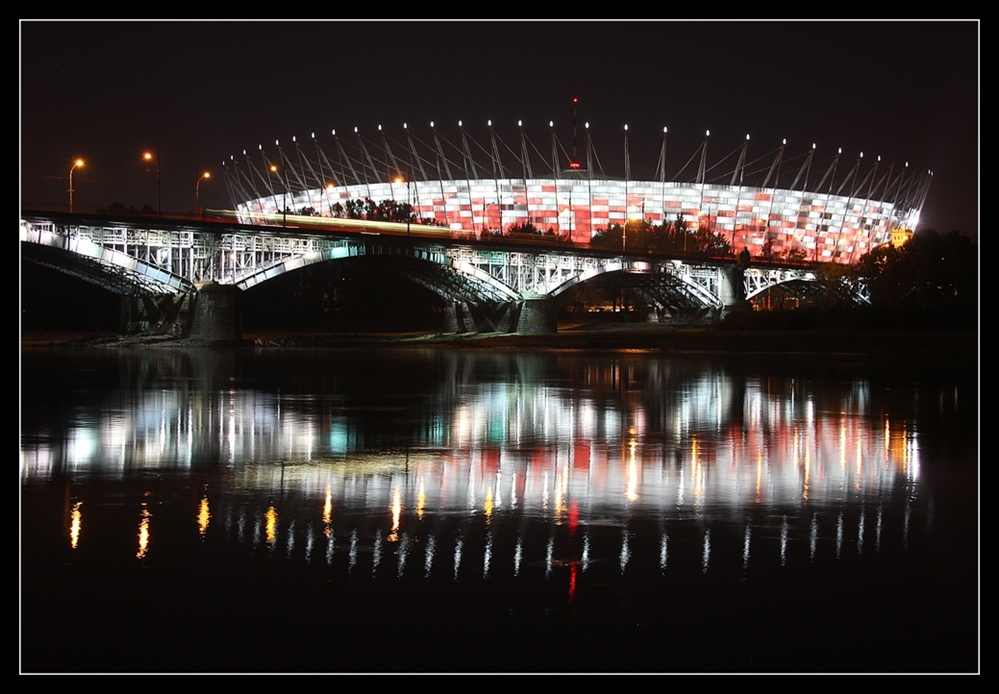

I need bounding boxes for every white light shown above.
[706,130,710,137]
[860,152,864,158]
[332,129,336,136]
[838,148,842,154]
[812,143,816,150]
[782,138,786,145]
[378,124,382,131]
[275,140,279,146]
[488,120,492,127]
[430,121,435,128]
[585,122,589,128]
[878,155,881,162]
[258,144,262,150]
[549,120,554,128]
[518,120,523,127]
[458,120,462,127]
[354,127,358,133]
[403,122,407,129]
[624,124,628,131]
[311,132,315,139]
[746,134,750,141]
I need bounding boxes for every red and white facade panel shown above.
[238,178,917,264]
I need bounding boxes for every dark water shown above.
[20,347,979,672]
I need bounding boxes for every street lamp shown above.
[325,183,337,217]
[395,175,411,235]
[143,146,161,217]
[270,164,288,227]
[195,172,210,217]
[68,159,84,213]
[623,124,629,253]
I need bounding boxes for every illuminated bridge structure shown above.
[223,122,930,265]
[21,211,825,334]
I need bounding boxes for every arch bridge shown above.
[20,212,822,335]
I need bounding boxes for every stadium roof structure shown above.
[222,122,931,264]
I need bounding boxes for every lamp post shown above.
[395,175,411,235]
[325,183,337,217]
[143,146,161,217]
[195,172,210,217]
[623,124,629,253]
[68,159,84,213]
[270,164,287,227]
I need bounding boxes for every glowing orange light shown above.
[70,501,82,549]
[136,504,151,559]
[198,494,210,538]
[266,505,278,546]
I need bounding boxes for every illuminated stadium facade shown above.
[223,122,931,264]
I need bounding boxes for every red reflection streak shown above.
[568,563,577,603]
[568,501,579,538]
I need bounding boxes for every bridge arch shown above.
[549,263,724,311]
[21,220,194,294]
[233,240,520,305]
[743,267,819,301]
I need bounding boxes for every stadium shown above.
[222,121,931,264]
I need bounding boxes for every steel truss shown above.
[744,267,817,300]
[23,215,822,311]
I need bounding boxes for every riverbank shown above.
[21,323,980,359]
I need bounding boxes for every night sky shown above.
[20,20,979,237]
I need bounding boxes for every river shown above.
[20,345,979,672]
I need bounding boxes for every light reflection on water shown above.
[20,347,976,671]
[22,349,930,576]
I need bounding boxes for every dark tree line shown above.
[590,215,735,258]
[855,229,977,314]
[732,229,977,330]
[297,198,444,226]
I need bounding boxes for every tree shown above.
[590,225,621,251]
[781,246,809,264]
[856,230,977,312]
[506,222,544,236]
[812,261,863,309]
[690,225,731,257]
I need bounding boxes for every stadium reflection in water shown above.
[20,348,976,672]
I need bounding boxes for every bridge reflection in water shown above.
[22,349,927,592]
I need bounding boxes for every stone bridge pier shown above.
[444,295,557,335]
[188,283,243,341]
[718,264,749,319]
